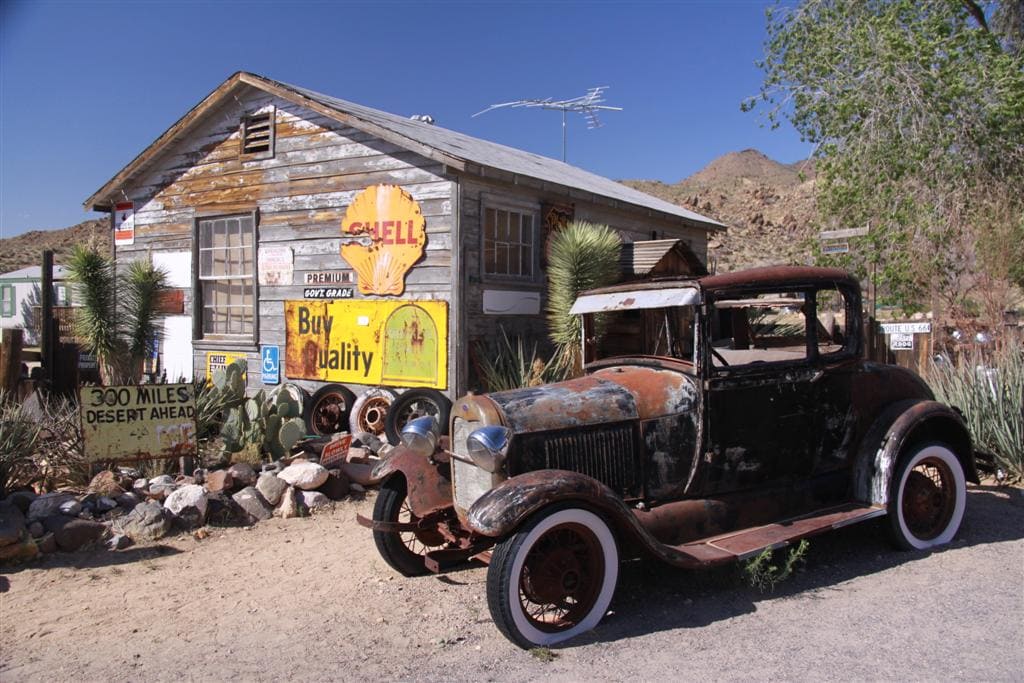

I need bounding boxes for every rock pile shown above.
[0,456,365,565]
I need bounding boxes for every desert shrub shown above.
[925,339,1024,482]
[32,393,92,491]
[474,328,565,393]
[0,391,42,497]
[743,540,809,593]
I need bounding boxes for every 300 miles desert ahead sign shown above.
[79,384,197,462]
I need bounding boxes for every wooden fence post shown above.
[0,327,24,396]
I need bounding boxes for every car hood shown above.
[485,364,699,433]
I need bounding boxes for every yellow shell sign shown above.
[340,184,426,296]
[285,299,448,389]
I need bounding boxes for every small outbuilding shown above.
[83,71,723,432]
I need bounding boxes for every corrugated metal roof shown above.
[0,265,71,280]
[274,78,725,231]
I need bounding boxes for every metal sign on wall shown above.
[206,351,247,380]
[285,299,448,389]
[339,184,426,296]
[79,384,197,461]
[114,201,135,246]
[258,245,294,286]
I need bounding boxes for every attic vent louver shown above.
[241,108,275,157]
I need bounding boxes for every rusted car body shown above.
[360,266,976,648]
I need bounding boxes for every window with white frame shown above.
[483,206,535,278]
[197,214,256,337]
[0,284,13,317]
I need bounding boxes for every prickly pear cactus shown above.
[218,377,309,463]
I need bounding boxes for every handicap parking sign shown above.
[261,345,280,385]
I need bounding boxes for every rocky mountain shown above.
[623,149,820,273]
[0,219,109,274]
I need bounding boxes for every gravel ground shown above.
[1,484,1021,682]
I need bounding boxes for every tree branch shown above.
[962,0,990,31]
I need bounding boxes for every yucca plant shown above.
[67,246,168,384]
[546,221,622,376]
[475,327,565,393]
[925,339,1024,482]
[0,390,42,497]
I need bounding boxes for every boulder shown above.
[0,501,26,547]
[132,478,149,493]
[349,483,366,494]
[59,499,83,516]
[192,468,207,485]
[27,521,44,539]
[174,475,196,486]
[27,492,77,522]
[204,469,234,494]
[116,492,140,510]
[232,487,272,524]
[205,492,244,526]
[35,532,57,554]
[255,473,288,506]
[149,474,174,486]
[96,496,118,512]
[52,518,108,552]
[148,483,175,500]
[278,461,328,490]
[317,470,350,501]
[338,462,381,487]
[88,470,125,497]
[164,485,208,529]
[116,500,172,541]
[227,463,258,488]
[0,535,39,563]
[107,533,133,550]
[5,490,37,514]
[300,490,331,512]
[275,486,303,519]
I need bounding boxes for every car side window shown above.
[710,292,809,368]
[815,286,855,357]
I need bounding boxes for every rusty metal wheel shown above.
[486,506,618,648]
[304,384,356,436]
[349,387,397,436]
[384,389,452,445]
[372,476,446,577]
[888,443,966,551]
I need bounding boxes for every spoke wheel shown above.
[349,387,397,436]
[888,443,966,551]
[305,384,356,436]
[372,476,445,577]
[487,506,618,649]
[384,389,452,445]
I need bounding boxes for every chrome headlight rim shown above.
[466,425,511,473]
[400,415,440,457]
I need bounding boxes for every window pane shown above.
[199,215,255,337]
[816,289,848,354]
[496,243,508,274]
[508,212,520,243]
[520,242,531,276]
[485,209,496,241]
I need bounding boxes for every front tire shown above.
[486,506,618,649]
[888,443,966,551]
[372,477,446,576]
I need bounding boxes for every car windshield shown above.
[584,303,699,366]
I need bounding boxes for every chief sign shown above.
[339,184,426,296]
[79,384,197,462]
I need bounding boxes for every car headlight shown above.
[466,425,511,473]
[400,416,440,457]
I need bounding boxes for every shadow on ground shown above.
[564,486,1024,647]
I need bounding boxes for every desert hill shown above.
[0,218,109,274]
[623,148,819,272]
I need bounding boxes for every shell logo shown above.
[340,184,426,296]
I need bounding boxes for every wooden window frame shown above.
[0,284,14,317]
[240,107,276,160]
[481,199,540,283]
[192,211,260,346]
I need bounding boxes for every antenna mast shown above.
[473,86,623,162]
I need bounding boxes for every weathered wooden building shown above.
[84,71,723,433]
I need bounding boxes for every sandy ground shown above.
[1,484,1022,682]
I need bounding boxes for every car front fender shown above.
[372,445,453,518]
[852,399,976,506]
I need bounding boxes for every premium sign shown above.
[114,201,135,246]
[304,271,353,285]
[285,299,448,389]
[79,384,197,461]
[339,185,426,296]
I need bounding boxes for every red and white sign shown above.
[320,434,353,469]
[114,201,135,246]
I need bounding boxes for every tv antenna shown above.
[473,86,623,162]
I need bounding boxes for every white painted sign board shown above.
[258,246,294,286]
[483,290,541,315]
[890,333,914,350]
[880,322,931,335]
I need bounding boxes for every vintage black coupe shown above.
[359,266,975,648]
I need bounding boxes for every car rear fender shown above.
[852,399,976,506]
[372,445,453,517]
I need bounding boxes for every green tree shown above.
[746,0,1024,318]
[546,221,622,375]
[68,246,168,384]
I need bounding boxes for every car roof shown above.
[581,265,859,298]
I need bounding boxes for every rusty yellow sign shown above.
[79,384,197,462]
[285,300,447,389]
[340,184,426,296]
[206,351,247,380]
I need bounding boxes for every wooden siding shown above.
[113,86,455,395]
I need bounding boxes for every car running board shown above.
[671,503,887,566]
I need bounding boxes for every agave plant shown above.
[67,246,168,384]
[545,221,622,375]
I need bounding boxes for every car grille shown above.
[513,422,640,497]
[451,417,494,511]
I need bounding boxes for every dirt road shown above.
[2,485,1021,681]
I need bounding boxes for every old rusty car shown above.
[359,266,976,648]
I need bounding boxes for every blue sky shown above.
[0,0,810,238]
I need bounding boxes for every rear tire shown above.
[486,506,618,648]
[888,442,966,551]
[372,477,445,577]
